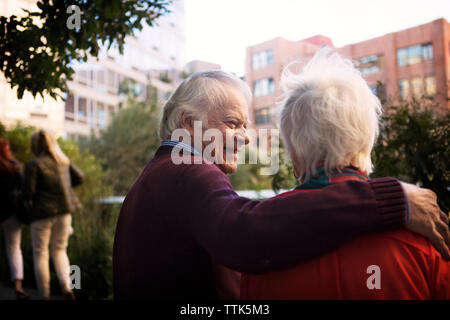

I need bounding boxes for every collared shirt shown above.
[161,140,202,157]
[296,165,367,190]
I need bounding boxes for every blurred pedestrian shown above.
[0,138,29,300]
[24,130,84,300]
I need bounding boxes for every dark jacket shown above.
[113,146,407,299]
[0,161,22,224]
[24,154,84,222]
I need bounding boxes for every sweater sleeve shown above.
[23,161,38,201]
[181,163,407,274]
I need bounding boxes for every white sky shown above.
[184,0,450,76]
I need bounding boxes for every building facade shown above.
[64,0,186,139]
[338,18,449,112]
[246,19,450,130]
[245,36,332,130]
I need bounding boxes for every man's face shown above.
[204,85,250,174]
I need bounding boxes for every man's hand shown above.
[401,182,450,260]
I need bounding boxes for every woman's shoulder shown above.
[25,155,52,172]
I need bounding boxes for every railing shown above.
[99,189,289,204]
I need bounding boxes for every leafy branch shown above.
[0,0,170,99]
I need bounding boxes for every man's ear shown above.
[180,112,194,134]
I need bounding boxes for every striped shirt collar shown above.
[160,140,202,156]
[296,165,368,190]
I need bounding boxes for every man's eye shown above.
[227,122,237,129]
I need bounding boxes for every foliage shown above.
[158,71,172,83]
[0,0,169,99]
[84,83,161,195]
[372,98,449,212]
[271,139,297,192]
[228,147,272,191]
[180,69,194,79]
[2,123,36,164]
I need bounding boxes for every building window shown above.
[77,70,88,85]
[252,50,274,70]
[78,97,87,120]
[89,101,96,128]
[254,107,272,125]
[370,82,387,101]
[398,79,409,100]
[97,103,106,128]
[424,76,436,96]
[411,77,422,98]
[97,70,105,85]
[354,55,382,75]
[397,43,434,66]
[65,94,74,114]
[106,69,115,87]
[423,43,433,61]
[254,78,275,97]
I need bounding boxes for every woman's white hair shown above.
[159,70,252,139]
[279,47,382,181]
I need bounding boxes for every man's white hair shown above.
[159,70,252,139]
[279,47,382,181]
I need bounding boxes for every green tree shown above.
[372,98,449,212]
[271,139,297,192]
[228,147,272,191]
[0,0,169,99]
[85,82,161,195]
[58,138,118,300]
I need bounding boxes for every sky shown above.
[184,0,450,76]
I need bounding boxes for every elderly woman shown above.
[240,49,450,299]
[113,70,447,300]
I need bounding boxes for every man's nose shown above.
[243,128,250,145]
[235,127,249,146]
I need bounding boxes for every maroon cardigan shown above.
[113,146,407,299]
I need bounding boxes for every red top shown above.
[241,173,450,300]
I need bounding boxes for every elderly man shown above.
[241,49,450,299]
[113,70,449,299]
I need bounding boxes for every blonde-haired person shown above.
[241,48,450,299]
[24,130,84,300]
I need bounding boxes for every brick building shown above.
[338,18,449,112]
[245,35,331,130]
[245,19,450,130]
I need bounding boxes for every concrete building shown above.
[246,19,450,130]
[64,0,186,139]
